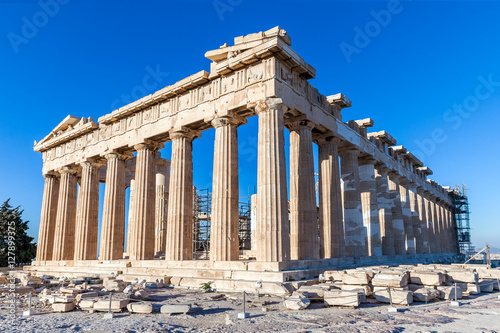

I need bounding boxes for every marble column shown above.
[155,159,170,256]
[399,179,415,254]
[100,153,127,260]
[387,172,405,255]
[166,128,199,261]
[416,188,430,254]
[423,191,436,253]
[441,202,450,252]
[433,198,443,253]
[340,148,366,257]
[375,165,395,256]
[288,119,319,260]
[126,170,135,255]
[36,172,60,261]
[255,98,290,262]
[129,143,161,261]
[408,183,423,254]
[52,166,78,261]
[429,195,439,253]
[210,114,246,262]
[317,136,345,259]
[74,160,101,260]
[359,157,382,257]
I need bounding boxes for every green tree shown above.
[0,199,37,267]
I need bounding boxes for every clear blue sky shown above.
[1,0,499,251]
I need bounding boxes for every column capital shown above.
[43,170,60,179]
[104,151,133,161]
[253,97,288,115]
[133,140,164,152]
[169,127,201,141]
[79,158,106,169]
[338,146,361,156]
[358,155,377,165]
[58,166,77,175]
[375,163,391,173]
[211,113,247,128]
[286,117,315,131]
[313,133,342,146]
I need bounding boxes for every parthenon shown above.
[29,27,458,293]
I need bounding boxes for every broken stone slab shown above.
[297,286,325,299]
[94,299,130,312]
[78,299,97,311]
[412,287,440,302]
[123,285,133,293]
[446,270,478,284]
[52,302,75,312]
[436,286,463,300]
[340,284,371,299]
[60,287,79,295]
[374,289,413,306]
[160,304,191,315]
[75,292,99,301]
[283,296,310,310]
[372,273,409,288]
[127,302,153,314]
[475,268,500,280]
[48,295,76,304]
[479,280,494,293]
[342,271,373,285]
[323,270,345,282]
[131,290,148,300]
[410,272,445,286]
[323,290,360,307]
[103,277,128,292]
[456,282,480,295]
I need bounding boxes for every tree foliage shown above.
[0,199,37,267]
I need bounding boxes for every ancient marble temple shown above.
[29,27,458,293]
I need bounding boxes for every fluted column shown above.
[423,191,434,253]
[155,158,170,256]
[288,119,318,260]
[166,128,199,261]
[387,172,405,255]
[37,172,60,261]
[100,153,127,260]
[408,183,423,254]
[126,170,135,255]
[255,98,290,262]
[399,179,415,254]
[359,157,382,257]
[441,202,450,252]
[317,136,345,259]
[429,195,439,252]
[210,114,246,261]
[340,148,366,257]
[74,160,102,260]
[375,166,394,256]
[433,198,443,252]
[129,143,162,260]
[52,166,78,261]
[417,187,430,253]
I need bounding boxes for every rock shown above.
[127,302,153,314]
[374,289,413,305]
[60,287,79,295]
[436,286,462,300]
[160,304,191,314]
[410,272,445,286]
[145,282,158,289]
[283,296,310,310]
[479,280,494,293]
[297,286,325,299]
[103,277,127,292]
[412,288,440,302]
[372,273,409,288]
[132,290,149,300]
[52,302,75,312]
[324,290,360,307]
[323,270,345,282]
[131,278,139,285]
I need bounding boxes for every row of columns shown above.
[37,98,456,263]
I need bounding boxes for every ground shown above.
[1,287,499,332]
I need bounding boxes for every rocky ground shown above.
[1,286,499,333]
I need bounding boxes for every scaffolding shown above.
[192,189,253,259]
[452,184,474,254]
[193,188,211,260]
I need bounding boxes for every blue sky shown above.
[1,0,499,251]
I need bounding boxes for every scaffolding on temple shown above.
[452,184,474,254]
[193,188,211,260]
[192,189,254,259]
